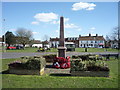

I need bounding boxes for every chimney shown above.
[89,33,91,36]
[79,35,81,37]
[96,34,98,37]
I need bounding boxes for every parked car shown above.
[7,46,16,50]
[16,46,24,49]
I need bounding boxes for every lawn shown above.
[75,48,118,52]
[4,47,118,53]
[1,58,119,88]
[5,47,58,53]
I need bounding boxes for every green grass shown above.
[5,47,58,53]
[4,47,118,53]
[5,47,38,53]
[1,58,119,88]
[75,48,118,52]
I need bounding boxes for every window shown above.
[100,41,103,43]
[95,41,97,43]
[91,41,93,43]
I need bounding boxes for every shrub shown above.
[8,56,46,70]
[70,60,109,71]
[71,59,87,71]
[72,54,104,61]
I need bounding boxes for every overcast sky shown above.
[1,2,118,40]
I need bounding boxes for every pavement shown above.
[2,52,119,59]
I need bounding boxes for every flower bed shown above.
[8,56,46,75]
[70,59,109,77]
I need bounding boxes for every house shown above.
[0,37,3,47]
[0,37,5,47]
[109,40,118,49]
[79,34,105,48]
[50,34,105,48]
[32,40,50,48]
[50,37,79,48]
[50,37,59,48]
[32,40,42,48]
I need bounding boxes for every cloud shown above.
[90,27,96,30]
[31,21,39,25]
[64,18,70,23]
[34,12,58,22]
[51,17,70,24]
[32,32,38,34]
[55,30,59,33]
[88,27,96,34]
[77,28,82,31]
[65,23,78,29]
[9,28,17,31]
[51,20,59,24]
[51,17,81,30]
[86,33,96,36]
[72,2,96,11]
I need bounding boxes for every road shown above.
[1,52,119,59]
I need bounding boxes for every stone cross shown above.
[58,16,66,58]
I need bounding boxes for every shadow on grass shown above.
[49,73,71,77]
[1,70,9,74]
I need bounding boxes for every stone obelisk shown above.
[58,16,66,58]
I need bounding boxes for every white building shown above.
[50,34,105,48]
[79,34,105,48]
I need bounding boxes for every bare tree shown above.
[42,34,50,41]
[110,27,119,40]
[105,35,111,48]
[15,28,33,48]
[109,27,120,49]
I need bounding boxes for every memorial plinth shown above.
[58,16,66,58]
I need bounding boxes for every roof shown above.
[50,35,105,41]
[50,37,78,41]
[42,40,49,44]
[79,36,105,41]
[50,37,59,41]
[33,40,41,44]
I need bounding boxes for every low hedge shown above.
[8,56,46,70]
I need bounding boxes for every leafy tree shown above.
[15,28,33,48]
[4,31,16,46]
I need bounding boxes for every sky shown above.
[1,2,118,41]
